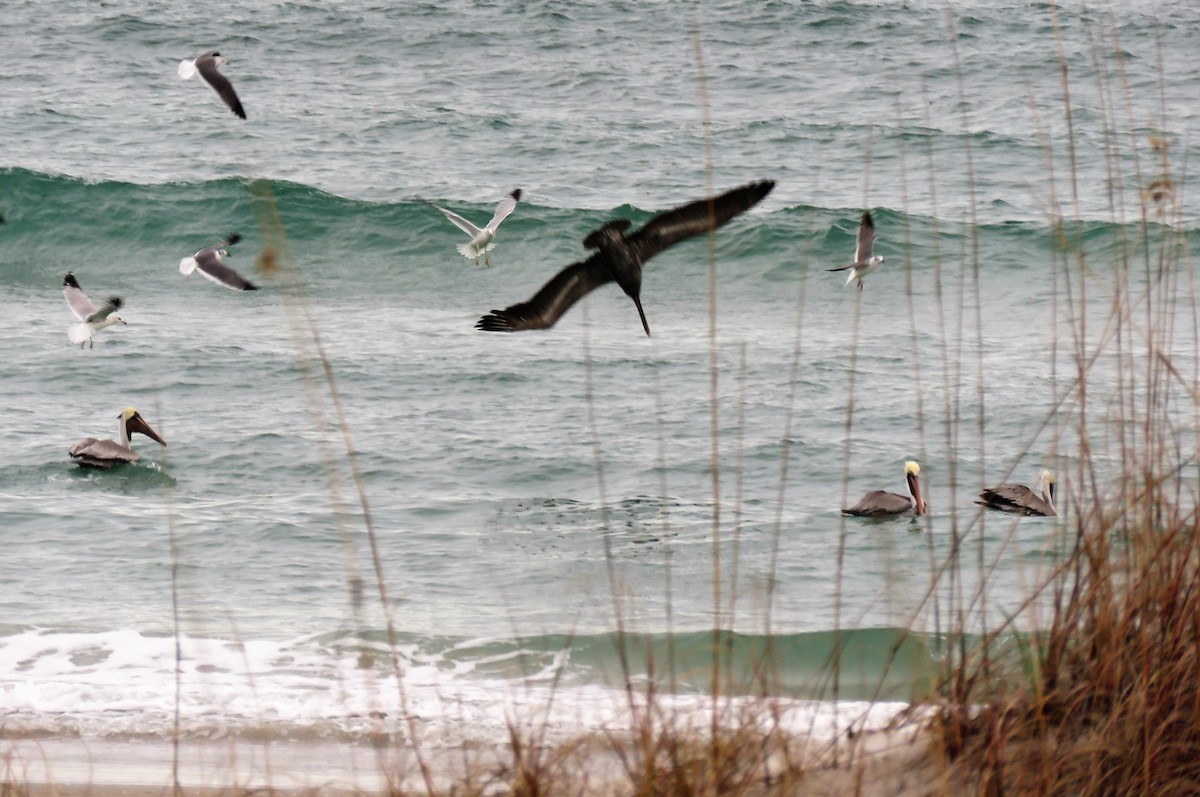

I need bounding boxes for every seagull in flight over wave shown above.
[179,233,259,291]
[827,211,884,290]
[178,50,246,119]
[427,189,521,267]
[63,272,126,348]
[476,180,774,336]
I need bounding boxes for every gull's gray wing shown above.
[63,273,97,321]
[429,202,483,238]
[86,297,123,323]
[854,211,875,263]
[476,253,615,332]
[629,180,774,262]
[195,247,258,291]
[196,53,246,120]
[484,189,522,232]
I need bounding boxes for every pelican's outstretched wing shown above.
[476,254,615,332]
[630,180,774,260]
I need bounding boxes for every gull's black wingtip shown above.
[511,188,522,202]
[108,296,124,309]
[64,272,80,289]
[227,232,243,246]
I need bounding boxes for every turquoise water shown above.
[0,0,1196,742]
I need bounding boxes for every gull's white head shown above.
[96,315,126,330]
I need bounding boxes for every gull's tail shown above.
[177,59,197,80]
[179,256,199,277]
[457,241,497,259]
[68,322,91,345]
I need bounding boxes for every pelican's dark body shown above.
[477,180,774,335]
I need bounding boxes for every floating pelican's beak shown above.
[632,294,651,337]
[128,412,167,447]
[908,470,925,516]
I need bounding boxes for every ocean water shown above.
[1,0,1197,747]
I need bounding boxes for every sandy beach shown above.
[3,724,945,796]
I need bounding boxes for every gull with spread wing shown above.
[63,273,125,349]
[179,233,258,291]
[827,211,885,290]
[428,189,521,267]
[178,50,247,119]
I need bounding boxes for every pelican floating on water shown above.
[977,470,1056,517]
[826,211,885,291]
[180,233,258,291]
[843,461,926,516]
[63,273,126,348]
[70,408,167,469]
[427,189,521,267]
[178,50,246,119]
[476,180,774,336]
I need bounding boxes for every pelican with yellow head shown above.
[843,461,926,517]
[70,408,167,469]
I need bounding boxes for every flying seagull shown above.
[476,180,774,336]
[976,469,1056,517]
[63,272,126,348]
[427,189,521,266]
[843,461,926,517]
[827,211,884,290]
[70,407,167,469]
[180,233,259,291]
[178,50,246,119]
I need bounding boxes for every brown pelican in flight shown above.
[976,469,1056,516]
[427,189,521,266]
[180,233,259,291]
[826,211,884,291]
[843,461,926,516]
[70,408,167,469]
[63,273,126,348]
[178,50,246,119]
[476,180,774,335]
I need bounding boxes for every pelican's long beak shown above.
[632,294,651,337]
[908,471,925,515]
[128,412,167,447]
